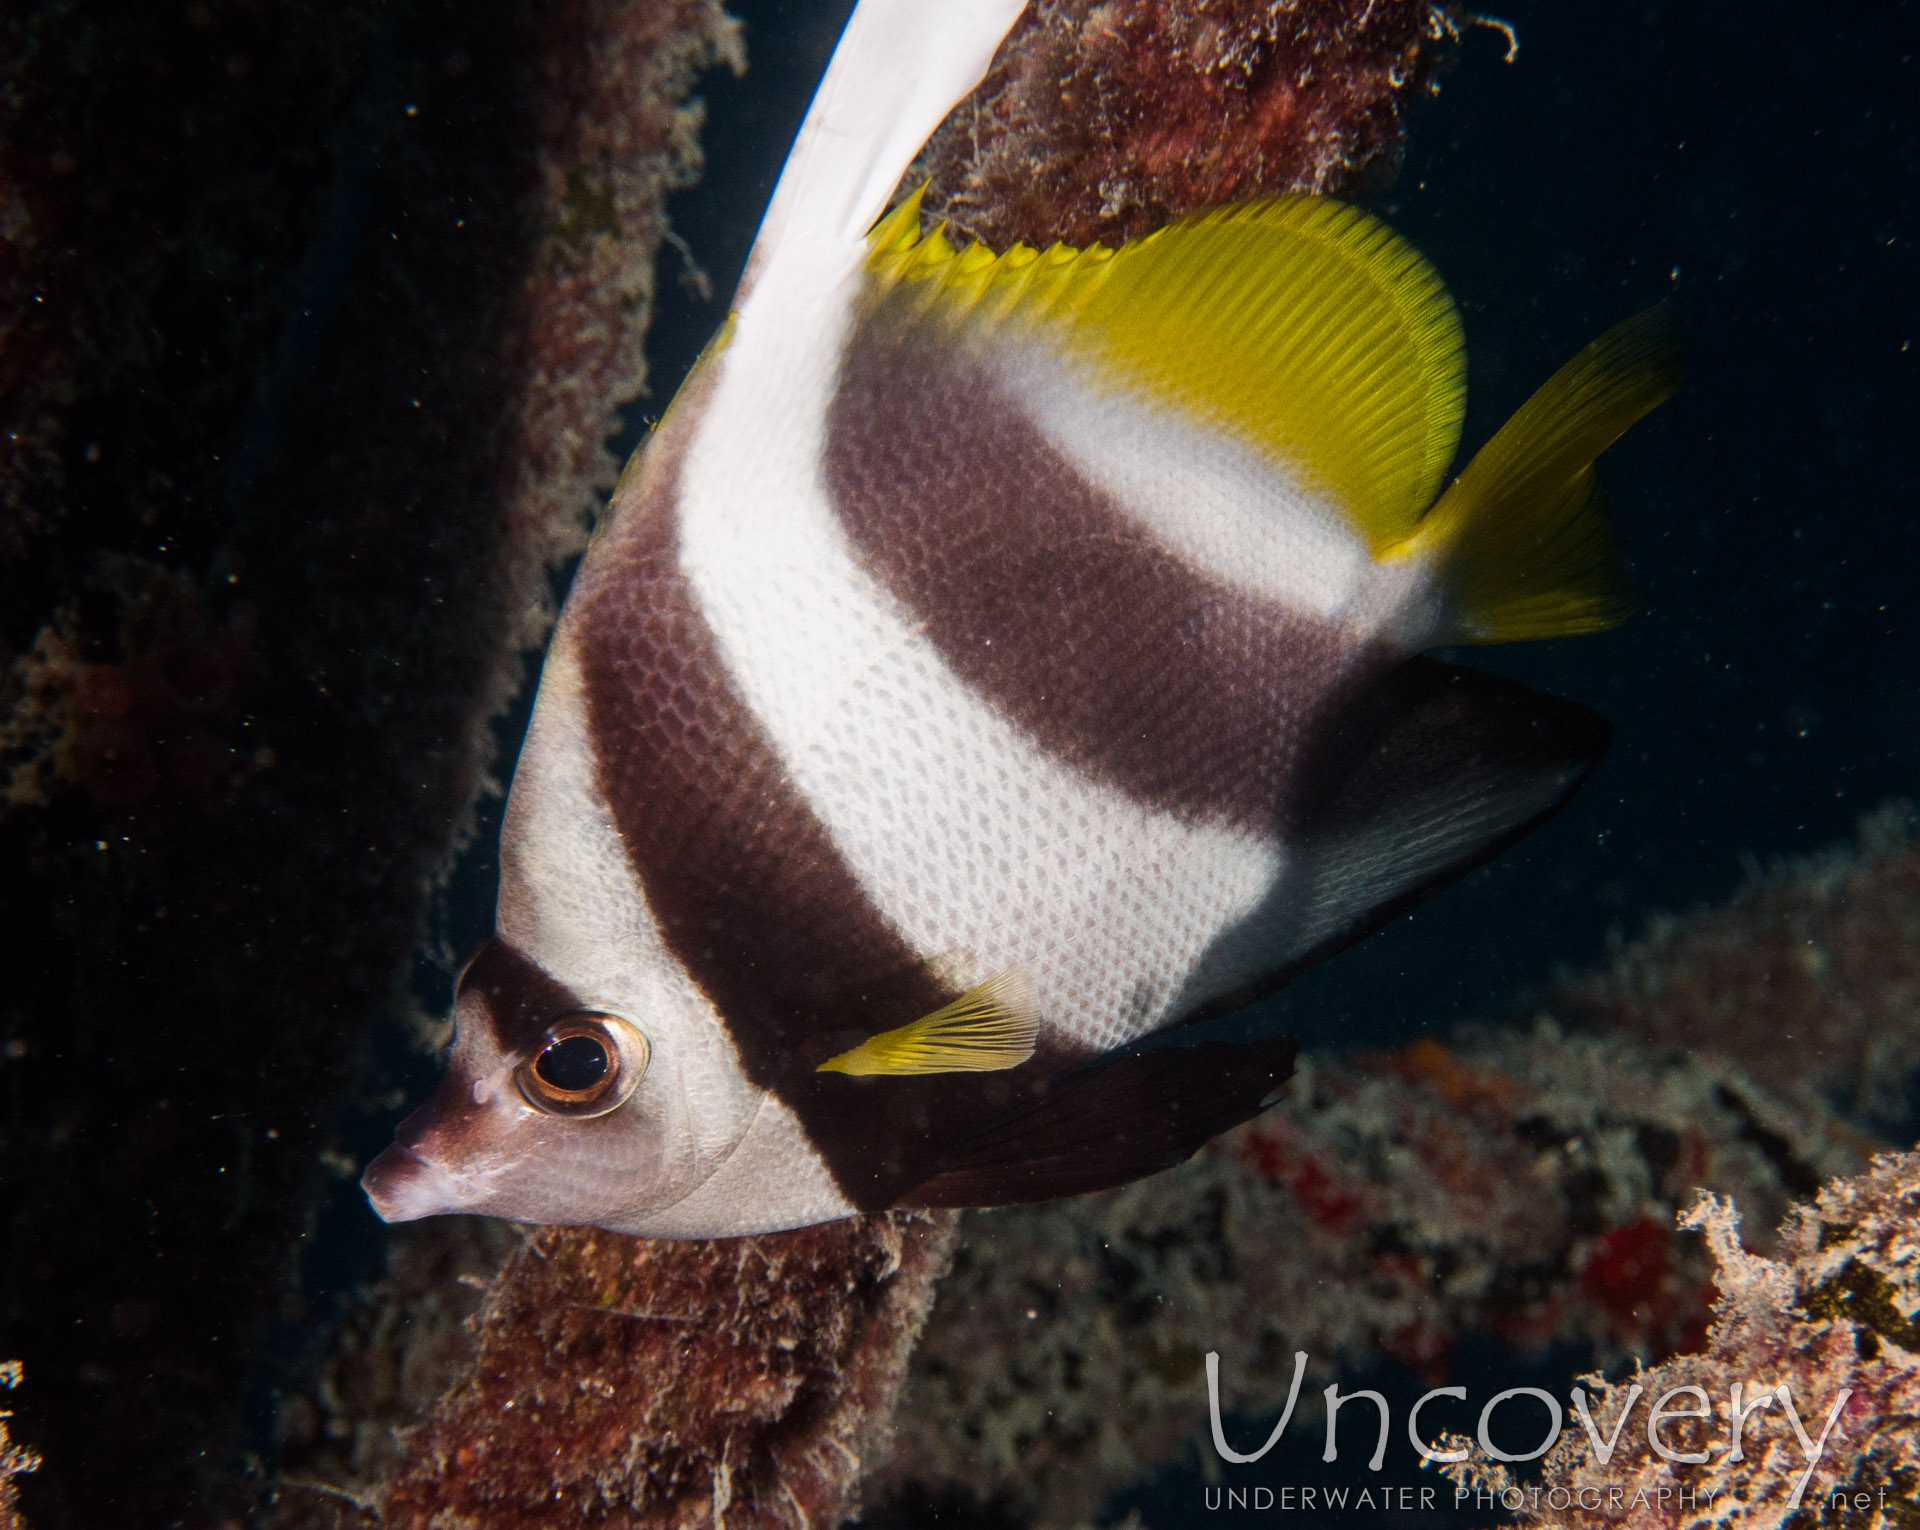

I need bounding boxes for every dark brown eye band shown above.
[515,1013,649,1118]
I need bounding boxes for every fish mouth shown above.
[361,1141,474,1223]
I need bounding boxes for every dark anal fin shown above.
[898,1032,1298,1208]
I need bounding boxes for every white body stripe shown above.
[998,342,1454,652]
[680,250,1290,1054]
[633,1094,856,1237]
[500,628,852,1232]
[1002,346,1374,619]
[498,632,700,1033]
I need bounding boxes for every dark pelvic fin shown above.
[897,1031,1299,1208]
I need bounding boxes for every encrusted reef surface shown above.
[1555,807,1920,1141]
[0,0,739,1522]
[272,1214,957,1529]
[907,0,1461,252]
[878,1036,1865,1527]
[1444,1153,1920,1530]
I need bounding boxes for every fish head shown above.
[363,603,796,1234]
[361,934,721,1229]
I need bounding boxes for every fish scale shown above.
[362,0,1674,1236]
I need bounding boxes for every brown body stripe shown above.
[459,935,586,1057]
[384,935,587,1164]
[568,363,1093,1210]
[825,307,1385,839]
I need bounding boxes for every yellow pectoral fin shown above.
[816,968,1039,1076]
[1404,302,1682,644]
[865,192,1467,551]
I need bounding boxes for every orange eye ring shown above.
[515,1012,649,1119]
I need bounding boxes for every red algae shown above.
[906,0,1460,253]
[1583,1217,1682,1328]
[1444,1154,1920,1530]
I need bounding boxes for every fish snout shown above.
[361,1141,473,1223]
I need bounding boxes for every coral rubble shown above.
[0,0,738,1522]
[908,0,1459,252]
[1443,1152,1920,1530]
[879,1026,1867,1528]
[270,1213,957,1530]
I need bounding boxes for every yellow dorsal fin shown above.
[867,184,930,253]
[1400,304,1681,643]
[866,194,1467,551]
[816,967,1039,1076]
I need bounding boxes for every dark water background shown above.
[367,1,1919,1524]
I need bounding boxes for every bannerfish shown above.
[362,0,1677,1237]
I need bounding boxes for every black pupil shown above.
[535,1034,610,1093]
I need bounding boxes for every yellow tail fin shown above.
[817,967,1039,1076]
[1402,304,1681,643]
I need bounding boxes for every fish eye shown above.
[515,1013,649,1119]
